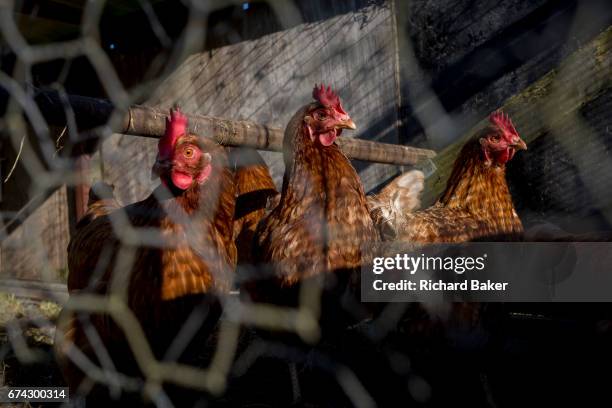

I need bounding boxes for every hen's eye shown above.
[314,111,327,121]
[490,134,501,143]
[183,147,195,158]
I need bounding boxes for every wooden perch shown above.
[33,90,436,166]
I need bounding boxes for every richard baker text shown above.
[372,279,508,292]
[362,242,612,302]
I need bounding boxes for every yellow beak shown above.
[338,118,357,130]
[512,139,528,151]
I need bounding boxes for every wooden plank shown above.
[0,186,69,282]
[0,277,68,303]
[103,3,409,200]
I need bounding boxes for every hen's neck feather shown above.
[281,109,355,203]
[438,140,522,235]
[130,162,235,302]
[263,106,376,282]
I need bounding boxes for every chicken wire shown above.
[0,0,611,407]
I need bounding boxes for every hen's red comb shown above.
[312,84,347,114]
[489,110,518,137]
[158,107,188,159]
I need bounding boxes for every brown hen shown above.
[247,85,378,319]
[386,111,527,335]
[391,111,527,243]
[56,108,236,389]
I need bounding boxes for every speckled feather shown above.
[67,136,236,299]
[60,136,236,385]
[253,105,378,289]
[396,136,523,243]
[230,148,278,265]
[392,126,525,332]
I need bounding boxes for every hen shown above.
[379,112,527,346]
[386,111,527,243]
[56,108,236,390]
[238,86,430,407]
[247,85,378,323]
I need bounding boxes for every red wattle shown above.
[171,171,193,190]
[495,148,511,164]
[318,131,336,146]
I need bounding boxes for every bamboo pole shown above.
[33,90,436,166]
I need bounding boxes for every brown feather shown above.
[396,136,523,243]
[230,148,278,265]
[252,106,377,294]
[58,136,236,388]
[393,128,525,336]
[73,181,120,231]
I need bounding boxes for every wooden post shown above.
[73,154,91,222]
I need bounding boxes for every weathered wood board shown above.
[0,186,69,282]
[102,3,402,204]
